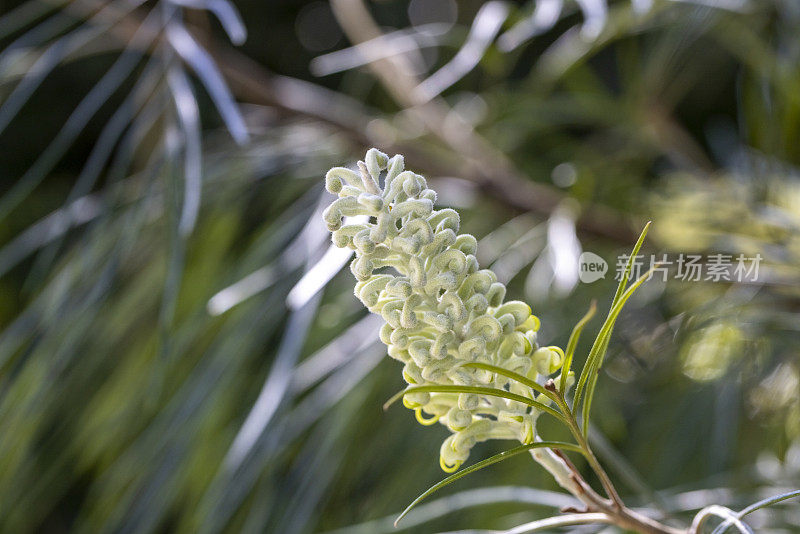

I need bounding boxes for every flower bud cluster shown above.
[323,149,570,471]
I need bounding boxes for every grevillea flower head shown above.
[323,149,572,472]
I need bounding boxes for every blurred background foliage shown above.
[0,0,798,532]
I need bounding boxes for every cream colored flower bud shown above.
[458,392,480,411]
[532,347,565,375]
[325,167,362,194]
[446,407,473,431]
[454,234,478,255]
[355,274,392,308]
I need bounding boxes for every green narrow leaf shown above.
[580,332,611,434]
[574,222,651,413]
[384,385,565,423]
[394,441,584,526]
[560,300,597,393]
[574,266,657,435]
[710,489,800,534]
[611,221,651,307]
[460,362,559,401]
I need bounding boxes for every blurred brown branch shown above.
[63,0,635,242]
[328,0,635,242]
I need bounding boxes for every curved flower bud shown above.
[493,301,532,327]
[440,434,468,472]
[387,344,409,363]
[369,212,391,243]
[428,208,460,233]
[392,198,433,220]
[445,407,473,431]
[458,392,480,411]
[465,293,489,315]
[517,314,541,333]
[498,332,531,360]
[403,362,424,384]
[432,331,456,359]
[379,323,394,346]
[497,313,517,335]
[404,391,430,407]
[381,299,404,329]
[363,148,388,188]
[402,173,425,197]
[351,228,374,255]
[331,223,369,249]
[504,355,533,376]
[423,228,457,258]
[394,218,434,254]
[389,327,413,349]
[350,255,373,281]
[466,315,503,344]
[401,294,422,329]
[357,192,384,212]
[438,292,467,322]
[385,276,412,298]
[433,248,468,274]
[454,234,478,255]
[354,274,393,308]
[458,336,486,362]
[458,270,496,299]
[532,346,565,375]
[421,359,449,382]
[384,154,405,189]
[420,312,449,334]
[325,167,362,193]
[486,282,507,307]
[408,256,427,287]
[408,339,434,367]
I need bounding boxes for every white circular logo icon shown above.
[578,252,608,283]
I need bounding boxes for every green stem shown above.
[547,382,623,507]
[542,381,683,534]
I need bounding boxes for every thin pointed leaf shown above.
[69,58,162,204]
[310,24,447,77]
[574,222,650,410]
[0,0,69,41]
[167,0,247,45]
[694,506,753,534]
[0,4,160,222]
[384,385,566,423]
[612,221,651,307]
[414,1,508,101]
[711,490,800,534]
[0,8,78,73]
[497,512,612,533]
[560,300,596,393]
[498,0,564,51]
[23,59,163,283]
[105,84,168,184]
[575,0,608,40]
[577,265,657,434]
[166,23,249,144]
[395,441,583,526]
[460,362,559,402]
[580,332,610,436]
[324,486,578,534]
[166,65,203,236]
[0,0,147,134]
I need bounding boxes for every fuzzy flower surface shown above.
[323,149,570,472]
